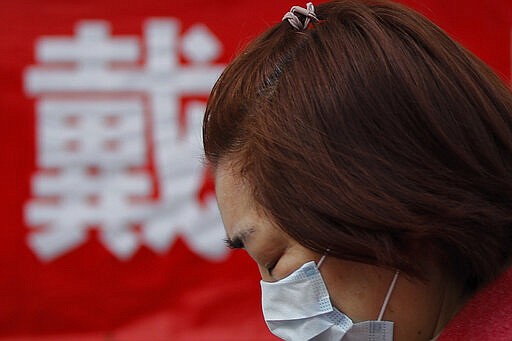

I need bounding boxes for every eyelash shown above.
[224,237,244,249]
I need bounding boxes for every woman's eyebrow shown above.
[224,227,255,249]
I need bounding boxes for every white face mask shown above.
[260,256,399,341]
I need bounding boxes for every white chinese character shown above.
[24,19,227,261]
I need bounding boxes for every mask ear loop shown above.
[377,270,400,321]
[317,248,330,269]
[317,254,327,268]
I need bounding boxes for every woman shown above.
[203,1,512,340]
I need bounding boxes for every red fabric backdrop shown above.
[0,1,510,340]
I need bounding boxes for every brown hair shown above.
[203,0,512,291]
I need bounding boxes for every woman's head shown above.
[204,0,512,293]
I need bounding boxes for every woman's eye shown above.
[224,236,244,249]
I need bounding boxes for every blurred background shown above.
[0,0,510,340]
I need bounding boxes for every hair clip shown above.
[282,2,318,30]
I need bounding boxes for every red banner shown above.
[0,0,510,340]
